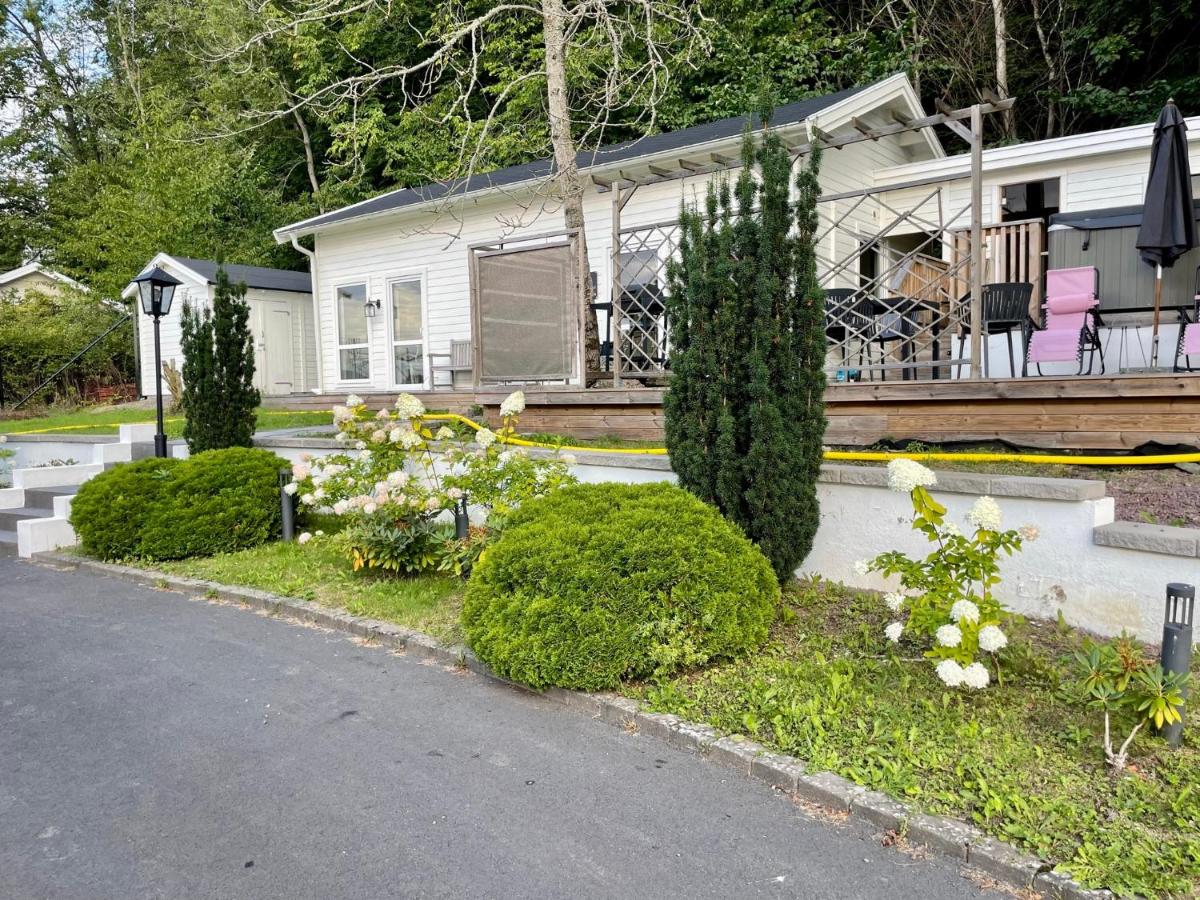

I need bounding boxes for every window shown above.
[336,283,369,380]
[1000,178,1060,222]
[390,277,424,386]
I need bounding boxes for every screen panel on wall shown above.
[475,243,576,381]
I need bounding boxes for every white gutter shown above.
[290,234,324,394]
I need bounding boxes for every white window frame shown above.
[334,281,371,384]
[386,270,429,389]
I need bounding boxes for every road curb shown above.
[32,550,1111,900]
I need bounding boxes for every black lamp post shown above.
[131,267,181,458]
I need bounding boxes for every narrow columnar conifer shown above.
[180,265,260,452]
[664,110,827,582]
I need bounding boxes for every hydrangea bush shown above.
[288,391,576,574]
[860,459,1031,689]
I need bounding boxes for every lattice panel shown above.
[613,223,680,379]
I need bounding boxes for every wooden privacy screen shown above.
[474,242,576,382]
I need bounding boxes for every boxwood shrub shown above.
[461,482,779,690]
[69,457,183,560]
[70,447,287,560]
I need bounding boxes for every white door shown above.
[262,302,295,395]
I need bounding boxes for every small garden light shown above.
[1160,582,1194,748]
[130,266,183,458]
[279,467,297,542]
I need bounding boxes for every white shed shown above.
[124,254,317,398]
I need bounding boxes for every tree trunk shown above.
[1030,0,1059,138]
[990,0,1015,139]
[541,0,600,383]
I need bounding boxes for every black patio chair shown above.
[824,288,875,376]
[954,282,1034,378]
[1174,265,1200,372]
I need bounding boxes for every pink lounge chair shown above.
[1174,266,1200,372]
[1023,266,1105,376]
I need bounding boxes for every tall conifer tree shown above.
[664,112,827,581]
[180,265,260,452]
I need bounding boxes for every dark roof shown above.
[173,257,311,294]
[1050,201,1200,232]
[278,83,871,236]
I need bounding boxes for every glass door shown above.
[390,277,425,386]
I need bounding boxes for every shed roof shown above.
[165,257,311,294]
[275,83,872,238]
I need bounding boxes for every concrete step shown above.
[0,507,56,531]
[23,486,79,509]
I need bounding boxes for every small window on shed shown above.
[1001,177,1060,222]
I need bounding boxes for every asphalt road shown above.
[0,558,994,900]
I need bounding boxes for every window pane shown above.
[394,345,423,384]
[340,347,369,380]
[337,284,368,345]
[392,280,423,342]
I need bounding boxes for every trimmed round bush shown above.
[70,457,183,559]
[70,447,286,560]
[138,448,287,560]
[461,482,779,690]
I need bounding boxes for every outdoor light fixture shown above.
[130,266,183,458]
[364,297,381,318]
[1160,582,1194,748]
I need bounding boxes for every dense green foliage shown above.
[0,288,133,404]
[2,0,1198,294]
[180,267,260,452]
[665,120,826,581]
[461,482,779,691]
[69,457,183,559]
[70,447,285,559]
[638,582,1200,898]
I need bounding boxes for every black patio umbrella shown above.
[1135,99,1197,367]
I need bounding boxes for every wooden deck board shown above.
[264,374,1200,449]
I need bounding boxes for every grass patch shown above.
[517,431,665,450]
[0,407,333,437]
[629,580,1200,897]
[151,536,464,643]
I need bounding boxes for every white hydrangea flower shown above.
[475,428,497,449]
[435,426,455,440]
[0,434,7,443]
[886,458,937,493]
[398,429,422,450]
[394,393,425,419]
[560,453,577,465]
[1018,524,1040,542]
[884,621,904,643]
[884,591,906,612]
[375,408,390,420]
[447,487,464,500]
[332,500,349,515]
[345,394,364,407]
[499,390,526,417]
[335,431,348,443]
[386,470,409,487]
[355,441,367,451]
[283,482,298,495]
[300,494,316,506]
[389,427,403,443]
[853,559,872,576]
[940,522,961,538]
[363,502,377,514]
[935,623,963,647]
[315,530,325,537]
[962,662,990,690]
[497,450,513,465]
[371,429,386,443]
[297,532,312,544]
[332,405,352,424]
[966,495,1002,531]
[935,659,966,687]
[978,624,1008,653]
[949,599,980,624]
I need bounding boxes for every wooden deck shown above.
[267,374,1200,450]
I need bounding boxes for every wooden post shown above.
[969,104,985,379]
[612,182,623,387]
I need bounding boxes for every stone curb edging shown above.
[32,551,1111,900]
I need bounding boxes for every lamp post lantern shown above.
[131,267,182,458]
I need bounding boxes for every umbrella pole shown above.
[1151,264,1163,368]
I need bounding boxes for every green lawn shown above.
[151,536,464,643]
[0,406,332,437]
[629,581,1200,898]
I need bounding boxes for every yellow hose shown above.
[419,413,1200,466]
[7,412,1198,466]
